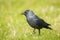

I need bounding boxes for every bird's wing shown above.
[35,16,49,27]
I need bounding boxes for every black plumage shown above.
[22,10,52,35]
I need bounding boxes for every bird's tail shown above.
[47,24,52,30]
[47,24,51,26]
[46,27,52,30]
[44,24,52,30]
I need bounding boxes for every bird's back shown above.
[27,14,50,29]
[35,16,51,29]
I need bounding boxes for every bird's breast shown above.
[27,17,37,27]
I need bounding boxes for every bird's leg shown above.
[32,28,35,34]
[38,29,40,36]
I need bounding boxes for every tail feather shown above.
[47,24,51,26]
[47,24,52,30]
[44,23,52,30]
[46,27,52,30]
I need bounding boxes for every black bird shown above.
[22,10,52,35]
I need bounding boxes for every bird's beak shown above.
[21,13,24,15]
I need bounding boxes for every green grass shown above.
[0,0,60,40]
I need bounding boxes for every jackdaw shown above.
[22,10,52,35]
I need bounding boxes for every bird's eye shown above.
[25,12,26,13]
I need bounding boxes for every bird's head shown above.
[22,10,34,16]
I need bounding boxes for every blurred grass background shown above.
[0,0,60,40]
